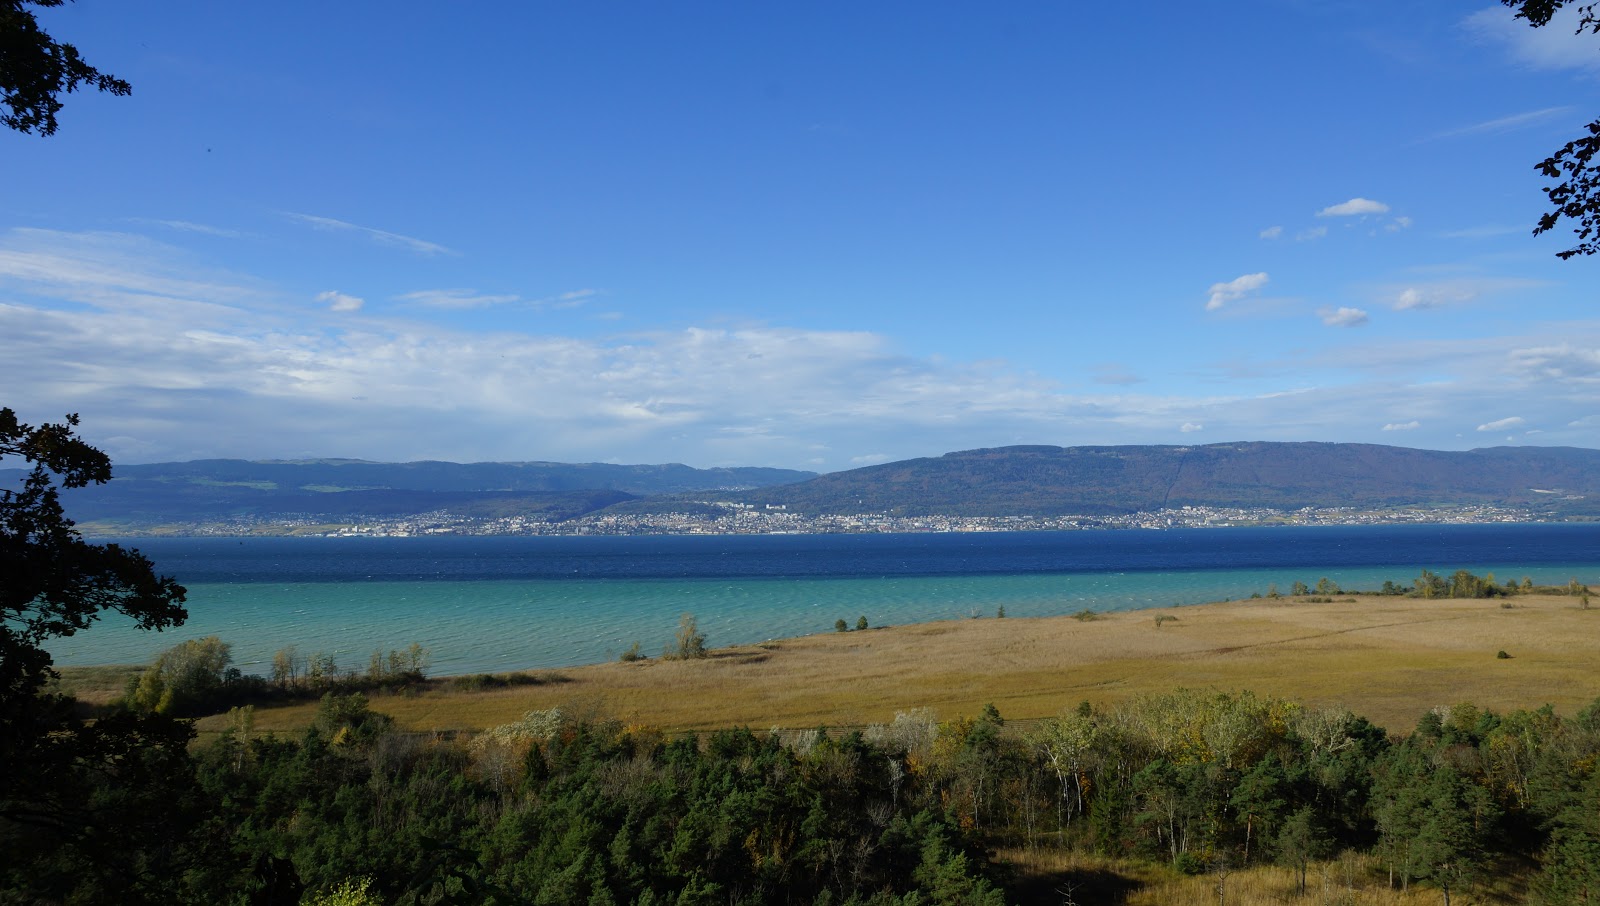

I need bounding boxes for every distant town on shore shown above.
[156,500,1552,538]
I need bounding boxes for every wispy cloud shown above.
[1319,306,1369,328]
[1206,272,1269,311]
[1381,421,1420,431]
[130,218,246,239]
[1428,106,1574,140]
[1259,225,1283,240]
[1092,363,1145,386]
[1477,416,1526,432]
[1387,276,1545,311]
[284,213,455,256]
[317,290,364,312]
[1296,226,1329,242]
[0,228,263,320]
[1464,6,1600,72]
[537,288,599,310]
[1436,224,1524,240]
[1318,198,1390,217]
[1509,344,1600,382]
[397,288,520,309]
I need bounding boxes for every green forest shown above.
[9,679,1600,905]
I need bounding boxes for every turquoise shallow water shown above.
[45,526,1600,675]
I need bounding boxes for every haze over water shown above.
[51,524,1600,675]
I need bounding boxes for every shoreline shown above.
[174,590,1600,738]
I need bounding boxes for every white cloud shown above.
[397,288,519,309]
[1317,198,1390,217]
[1477,416,1526,432]
[1509,344,1600,382]
[1206,272,1269,311]
[1319,306,1369,328]
[1394,285,1475,311]
[1387,276,1544,311]
[8,227,1600,468]
[316,290,364,312]
[1296,226,1329,242]
[284,213,455,256]
[1464,5,1600,71]
[1259,225,1283,240]
[1180,422,1204,433]
[1382,421,1420,431]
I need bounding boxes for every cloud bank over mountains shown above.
[1,227,1595,469]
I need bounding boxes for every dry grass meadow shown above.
[191,593,1600,737]
[993,847,1533,906]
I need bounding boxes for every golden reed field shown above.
[203,592,1600,738]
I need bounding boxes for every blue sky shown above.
[3,1,1598,471]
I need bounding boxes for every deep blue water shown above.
[49,524,1600,675]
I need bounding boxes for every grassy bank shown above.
[163,592,1600,737]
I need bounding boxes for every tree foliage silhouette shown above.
[1,409,196,900]
[1502,1,1600,258]
[0,0,131,136]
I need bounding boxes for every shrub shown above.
[666,612,707,659]
[996,605,1006,619]
[1073,609,1099,621]
[447,671,563,691]
[1154,614,1179,628]
[835,618,849,632]
[303,877,381,906]
[856,615,869,630]
[619,641,644,662]
[125,635,233,716]
[1496,650,1512,659]
[313,692,392,745]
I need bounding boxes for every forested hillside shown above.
[0,459,815,525]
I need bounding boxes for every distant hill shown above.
[1,459,815,525]
[716,442,1600,516]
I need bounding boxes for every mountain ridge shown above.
[709,441,1600,517]
[8,442,1598,527]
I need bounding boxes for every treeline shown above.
[1254,570,1592,603]
[116,636,434,717]
[12,683,1600,903]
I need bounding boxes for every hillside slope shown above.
[724,442,1600,516]
[0,459,815,524]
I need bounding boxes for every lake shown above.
[48,523,1600,675]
